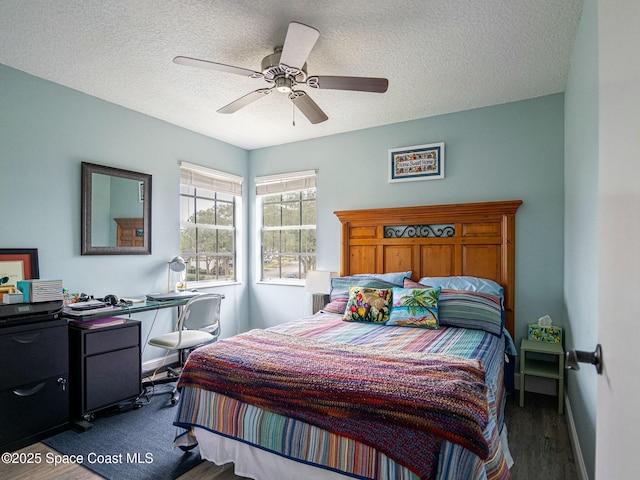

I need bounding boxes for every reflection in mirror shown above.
[81,162,152,255]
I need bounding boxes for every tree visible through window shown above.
[258,171,316,282]
[179,163,241,284]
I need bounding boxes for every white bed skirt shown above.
[193,427,356,480]
[500,424,514,469]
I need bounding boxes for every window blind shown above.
[255,170,316,195]
[180,161,242,196]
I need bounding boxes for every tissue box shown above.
[527,324,562,343]
[2,293,24,304]
[16,279,64,303]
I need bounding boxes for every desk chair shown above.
[143,293,222,405]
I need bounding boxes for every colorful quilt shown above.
[177,328,489,479]
[174,314,510,480]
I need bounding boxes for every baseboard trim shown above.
[142,353,179,377]
[564,393,589,480]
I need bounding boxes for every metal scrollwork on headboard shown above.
[384,224,455,238]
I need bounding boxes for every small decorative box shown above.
[527,324,562,343]
[16,279,64,303]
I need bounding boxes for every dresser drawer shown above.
[84,346,141,412]
[0,323,68,389]
[84,322,140,356]
[0,375,69,451]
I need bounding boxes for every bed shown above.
[174,200,522,480]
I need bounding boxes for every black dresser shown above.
[0,303,69,452]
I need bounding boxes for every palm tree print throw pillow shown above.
[387,286,441,328]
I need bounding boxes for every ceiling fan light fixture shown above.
[275,76,292,93]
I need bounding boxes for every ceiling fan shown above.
[173,22,389,124]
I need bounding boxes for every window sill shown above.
[187,280,242,289]
[256,280,305,287]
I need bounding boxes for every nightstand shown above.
[519,338,564,414]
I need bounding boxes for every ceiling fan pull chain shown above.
[292,103,296,127]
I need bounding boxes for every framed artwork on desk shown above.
[0,248,40,293]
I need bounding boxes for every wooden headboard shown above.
[334,200,522,337]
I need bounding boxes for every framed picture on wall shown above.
[388,142,445,183]
[0,249,40,293]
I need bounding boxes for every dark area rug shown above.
[43,388,202,480]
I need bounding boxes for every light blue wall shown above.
[249,94,566,340]
[0,62,567,372]
[564,0,598,478]
[0,64,250,362]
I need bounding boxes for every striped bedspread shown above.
[175,314,510,480]
[177,329,489,478]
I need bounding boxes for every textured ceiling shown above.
[0,0,584,150]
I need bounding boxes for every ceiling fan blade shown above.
[279,22,320,73]
[217,88,273,114]
[289,91,328,124]
[174,56,263,79]
[307,75,389,93]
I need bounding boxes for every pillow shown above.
[387,286,441,328]
[403,278,503,336]
[418,275,504,298]
[343,287,392,323]
[354,271,412,286]
[330,276,398,302]
[437,289,504,336]
[322,297,348,315]
[403,278,425,289]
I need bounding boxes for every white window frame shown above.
[255,170,316,286]
[179,161,243,286]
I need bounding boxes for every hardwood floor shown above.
[505,391,578,480]
[0,443,101,480]
[3,391,576,480]
[178,462,247,480]
[0,442,239,480]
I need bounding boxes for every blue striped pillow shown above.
[437,289,504,336]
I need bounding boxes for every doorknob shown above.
[565,344,603,374]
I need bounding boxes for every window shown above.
[180,162,242,284]
[256,170,316,282]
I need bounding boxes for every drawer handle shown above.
[12,332,43,344]
[13,382,45,397]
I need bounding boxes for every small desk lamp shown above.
[304,270,336,314]
[167,256,187,292]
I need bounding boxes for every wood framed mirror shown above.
[81,162,152,255]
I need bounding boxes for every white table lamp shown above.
[304,270,336,313]
[167,256,187,292]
